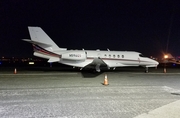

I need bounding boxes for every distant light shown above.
[164,55,168,59]
[173,63,176,66]
[0,62,1,65]
[29,62,34,65]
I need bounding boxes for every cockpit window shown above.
[139,54,146,57]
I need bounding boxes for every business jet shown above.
[22,27,159,72]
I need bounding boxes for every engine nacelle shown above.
[61,51,86,61]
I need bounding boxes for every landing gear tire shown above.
[95,64,101,72]
[145,67,148,73]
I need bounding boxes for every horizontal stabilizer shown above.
[22,39,52,47]
[48,57,60,63]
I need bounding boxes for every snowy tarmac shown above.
[0,67,180,118]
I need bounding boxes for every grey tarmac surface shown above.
[0,67,180,118]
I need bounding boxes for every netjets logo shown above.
[69,54,81,57]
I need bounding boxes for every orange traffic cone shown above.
[14,68,17,74]
[103,74,109,86]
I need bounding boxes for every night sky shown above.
[0,0,180,58]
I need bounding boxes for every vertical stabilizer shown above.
[28,27,66,51]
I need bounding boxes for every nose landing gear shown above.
[145,67,149,73]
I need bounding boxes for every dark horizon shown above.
[1,1,180,58]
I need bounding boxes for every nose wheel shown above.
[145,67,148,73]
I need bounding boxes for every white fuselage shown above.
[34,49,159,69]
[24,27,159,72]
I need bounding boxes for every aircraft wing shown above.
[102,60,126,67]
[83,58,127,72]
[60,59,94,68]
[86,58,126,68]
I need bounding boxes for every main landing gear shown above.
[95,64,101,72]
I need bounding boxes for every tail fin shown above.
[27,27,66,51]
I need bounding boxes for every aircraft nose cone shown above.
[153,60,159,64]
[156,61,159,65]
[145,58,159,67]
[153,59,159,66]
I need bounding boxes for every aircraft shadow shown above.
[81,70,103,78]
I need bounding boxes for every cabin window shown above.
[117,55,120,58]
[113,55,115,58]
[109,54,111,58]
[104,54,107,57]
[122,55,124,58]
[139,54,146,57]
